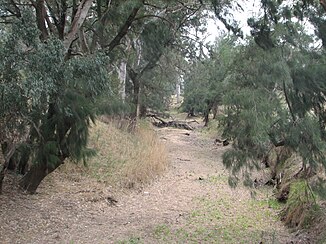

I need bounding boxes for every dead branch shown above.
[147,114,193,130]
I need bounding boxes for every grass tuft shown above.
[280,180,318,228]
[62,119,168,189]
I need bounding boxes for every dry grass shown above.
[69,119,168,188]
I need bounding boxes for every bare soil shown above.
[0,127,313,243]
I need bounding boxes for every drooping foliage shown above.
[183,36,236,124]
[183,0,326,192]
[0,11,109,193]
[220,1,326,188]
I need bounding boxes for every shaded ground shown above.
[0,126,307,243]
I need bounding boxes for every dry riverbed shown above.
[0,126,302,243]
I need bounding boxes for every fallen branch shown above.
[147,114,193,130]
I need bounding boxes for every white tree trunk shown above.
[118,61,127,101]
[176,81,181,103]
[63,0,94,52]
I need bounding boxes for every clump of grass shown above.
[153,224,171,240]
[67,119,168,188]
[116,236,143,244]
[200,119,223,139]
[280,180,318,228]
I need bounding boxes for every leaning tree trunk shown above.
[19,161,61,194]
[17,149,30,175]
[0,143,16,194]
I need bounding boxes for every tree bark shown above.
[107,6,141,52]
[133,78,141,119]
[203,109,210,126]
[203,101,212,127]
[118,60,127,101]
[63,0,93,52]
[321,0,326,12]
[0,143,16,194]
[78,28,90,53]
[176,79,181,103]
[19,160,61,194]
[35,0,49,40]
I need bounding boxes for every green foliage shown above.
[183,36,236,116]
[116,236,143,244]
[140,50,179,112]
[213,42,289,185]
[183,60,212,114]
[141,21,172,62]
[312,177,326,200]
[0,12,110,190]
[183,1,326,193]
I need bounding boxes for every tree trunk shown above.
[35,0,49,40]
[212,105,218,119]
[128,66,141,120]
[187,108,195,117]
[0,143,16,194]
[176,80,181,103]
[203,101,213,126]
[204,111,209,126]
[133,79,141,119]
[118,60,127,101]
[78,28,90,53]
[63,0,93,52]
[203,107,211,127]
[321,0,326,12]
[107,6,141,52]
[140,104,147,118]
[19,161,60,194]
[18,151,30,175]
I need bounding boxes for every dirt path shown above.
[0,127,297,243]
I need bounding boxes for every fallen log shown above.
[214,138,230,146]
[148,114,194,130]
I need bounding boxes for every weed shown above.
[116,236,143,244]
[254,198,283,210]
[208,175,228,184]
[267,199,283,210]
[153,224,171,240]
